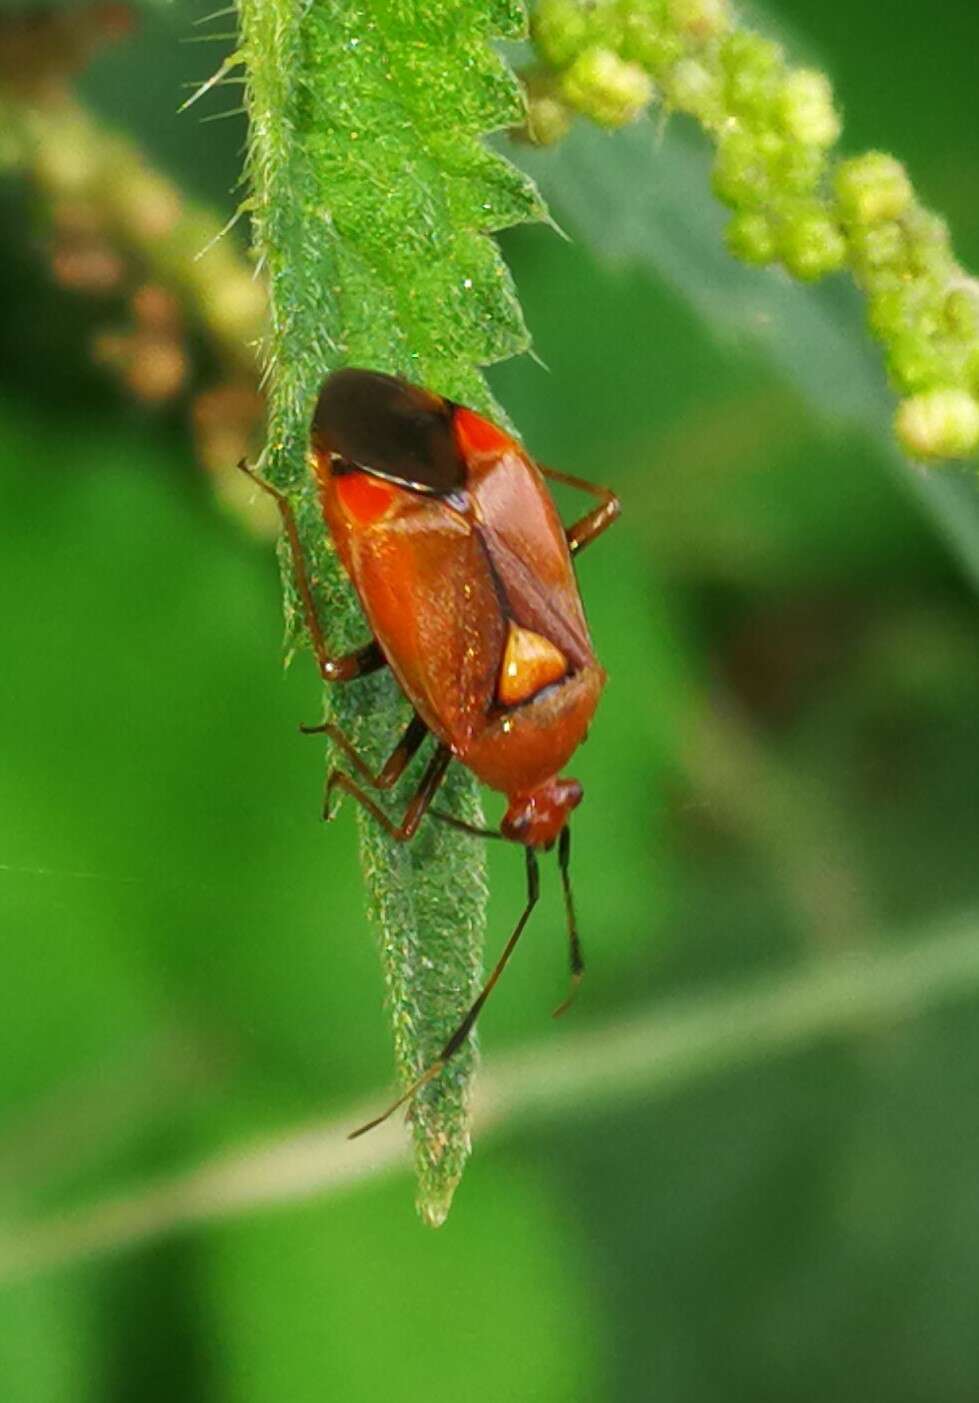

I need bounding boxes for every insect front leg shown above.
[539,464,621,557]
[237,459,386,683]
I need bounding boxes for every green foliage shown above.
[525,0,979,462]
[236,0,545,1222]
[208,1165,600,1403]
[3,1,979,1399]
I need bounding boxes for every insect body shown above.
[242,368,620,1135]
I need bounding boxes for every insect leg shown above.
[539,464,621,557]
[349,848,540,1139]
[302,713,428,817]
[551,825,585,1018]
[428,809,505,840]
[237,459,386,682]
[326,742,452,840]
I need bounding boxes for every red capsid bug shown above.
[240,368,620,1136]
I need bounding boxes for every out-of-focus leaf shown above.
[0,394,382,1198]
[0,1274,103,1403]
[206,1162,601,1403]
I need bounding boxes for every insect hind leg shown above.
[538,463,620,557]
[326,741,451,840]
[302,713,428,811]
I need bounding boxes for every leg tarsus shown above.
[551,971,582,1020]
[347,1060,445,1141]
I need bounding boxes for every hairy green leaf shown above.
[237,0,544,1223]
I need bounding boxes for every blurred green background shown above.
[2,1,979,1399]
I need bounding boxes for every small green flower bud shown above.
[720,31,783,78]
[779,206,847,281]
[621,13,682,74]
[966,348,979,398]
[867,288,909,342]
[776,69,841,148]
[903,207,949,250]
[712,128,771,208]
[560,46,654,127]
[911,287,947,342]
[532,0,593,70]
[944,286,979,341]
[848,221,905,276]
[863,268,913,297]
[755,129,785,163]
[834,153,913,225]
[868,280,944,339]
[774,143,825,196]
[887,333,948,394]
[725,210,777,264]
[905,212,954,279]
[663,57,723,125]
[720,32,784,122]
[896,388,979,460]
[667,0,732,43]
[524,92,574,145]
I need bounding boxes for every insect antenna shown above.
[551,825,584,1018]
[348,848,540,1139]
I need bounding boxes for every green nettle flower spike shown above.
[527,0,979,463]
